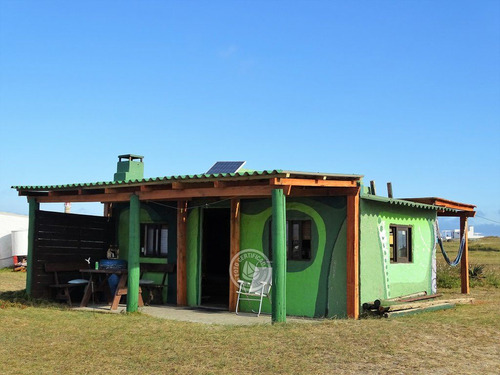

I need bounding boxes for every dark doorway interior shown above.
[201,208,230,308]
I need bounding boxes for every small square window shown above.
[140,224,168,258]
[269,219,312,261]
[389,225,412,263]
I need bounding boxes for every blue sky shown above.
[1,1,499,234]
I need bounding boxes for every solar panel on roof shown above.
[206,161,246,174]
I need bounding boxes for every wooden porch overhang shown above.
[402,197,476,296]
[401,197,476,217]
[17,171,363,320]
[14,173,362,203]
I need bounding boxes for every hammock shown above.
[435,219,466,267]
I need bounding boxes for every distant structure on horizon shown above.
[441,226,484,240]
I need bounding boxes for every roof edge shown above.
[12,169,363,192]
[400,197,476,212]
[360,194,458,212]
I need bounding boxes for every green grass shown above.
[1,287,499,374]
[437,236,500,289]
[1,238,499,374]
[0,267,27,292]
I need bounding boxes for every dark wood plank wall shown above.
[32,210,115,299]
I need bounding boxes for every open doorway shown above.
[201,208,230,309]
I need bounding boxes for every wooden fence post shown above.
[26,197,39,296]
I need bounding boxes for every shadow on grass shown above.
[0,289,63,309]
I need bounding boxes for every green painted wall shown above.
[239,197,347,318]
[116,202,177,303]
[114,195,438,318]
[359,198,436,305]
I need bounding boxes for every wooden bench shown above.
[44,262,90,306]
[139,263,176,304]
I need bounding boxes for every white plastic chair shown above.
[235,267,272,317]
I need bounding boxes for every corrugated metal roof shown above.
[361,194,458,212]
[12,169,363,192]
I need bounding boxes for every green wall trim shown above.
[327,218,347,318]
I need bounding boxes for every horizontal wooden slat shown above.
[37,210,109,225]
[32,210,114,301]
[36,239,106,249]
[37,228,110,237]
[45,261,89,272]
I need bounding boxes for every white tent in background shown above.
[0,212,28,268]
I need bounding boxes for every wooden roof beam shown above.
[35,192,133,203]
[271,178,358,188]
[104,186,140,194]
[290,186,360,197]
[438,210,476,218]
[402,197,476,212]
[139,185,276,200]
[48,190,80,196]
[18,191,48,197]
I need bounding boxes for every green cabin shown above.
[13,155,476,319]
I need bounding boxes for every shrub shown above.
[436,263,461,289]
[469,264,484,280]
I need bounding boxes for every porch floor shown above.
[73,304,317,325]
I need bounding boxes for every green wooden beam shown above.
[26,198,39,296]
[272,189,286,323]
[127,194,140,312]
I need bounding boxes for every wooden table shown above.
[79,269,144,310]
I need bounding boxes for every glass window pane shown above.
[160,228,168,256]
[291,223,300,259]
[147,227,155,253]
[397,229,408,259]
[389,227,395,261]
[292,223,300,241]
[302,220,311,240]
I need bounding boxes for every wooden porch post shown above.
[272,189,286,323]
[346,189,360,319]
[460,216,470,294]
[127,194,141,312]
[26,197,39,296]
[229,198,240,312]
[177,200,188,306]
